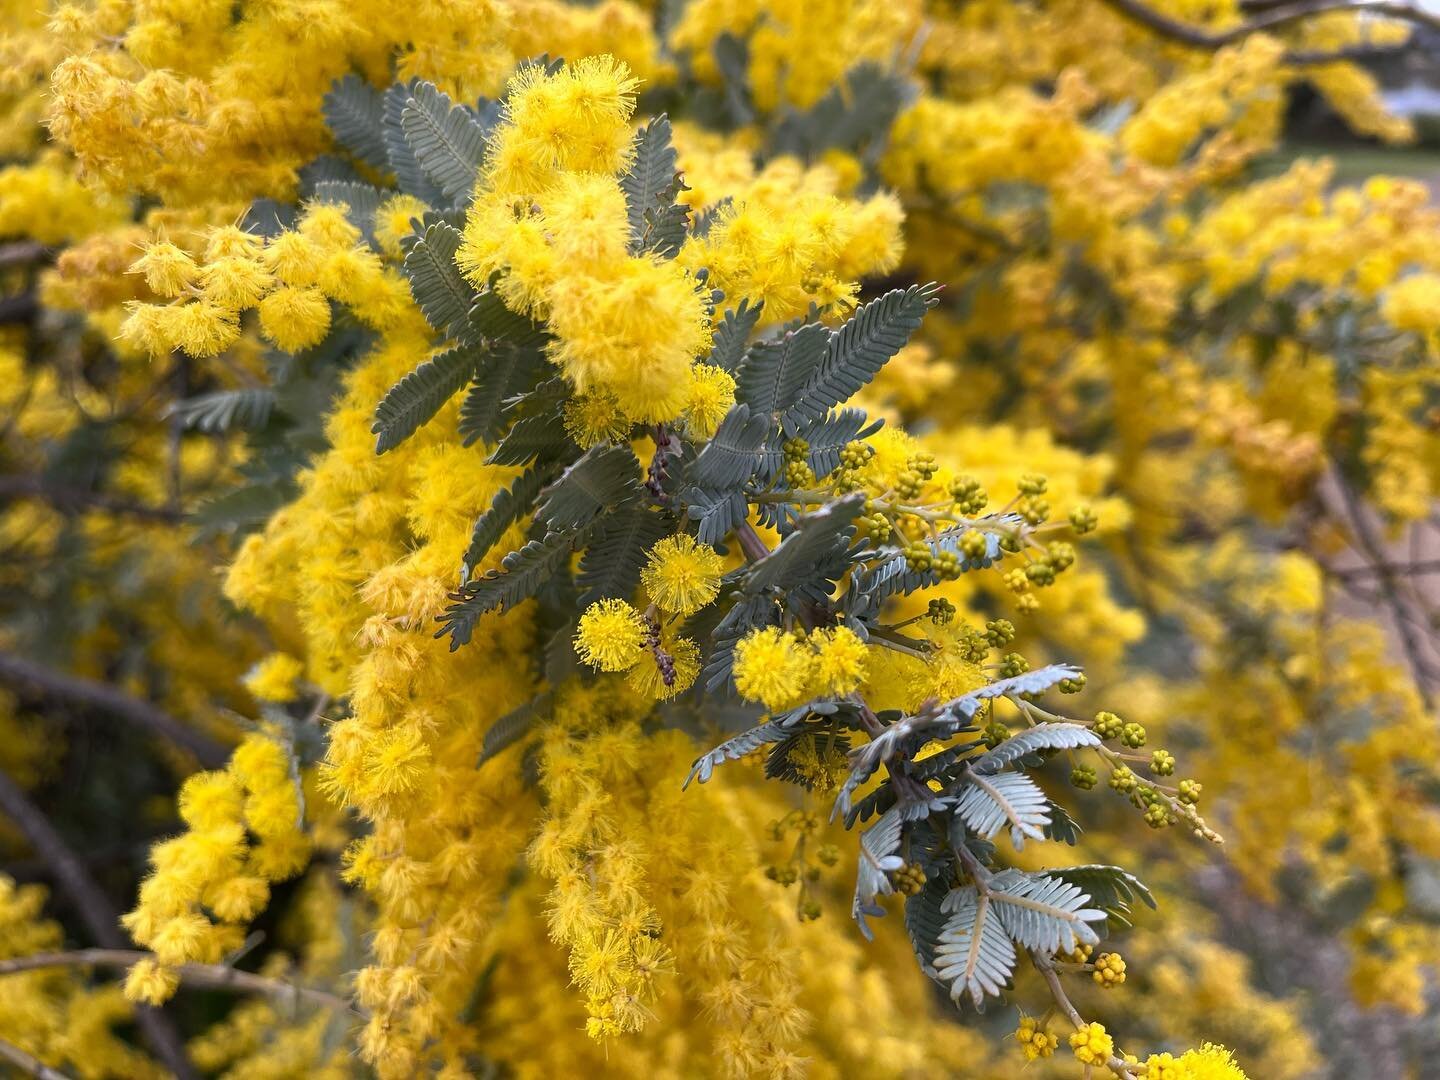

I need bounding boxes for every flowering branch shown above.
[1094,0,1440,63]
[0,769,196,1079]
[1033,953,1143,1078]
[0,950,358,1016]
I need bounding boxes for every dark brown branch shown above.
[0,294,38,325]
[1324,557,1440,580]
[734,520,772,563]
[1332,479,1437,709]
[0,950,358,1016]
[0,769,196,1079]
[0,475,184,524]
[1094,0,1440,64]
[0,651,227,768]
[0,242,52,270]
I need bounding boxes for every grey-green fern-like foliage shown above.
[221,61,1193,1014]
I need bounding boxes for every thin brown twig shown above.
[1033,952,1142,1077]
[0,769,197,1079]
[1331,477,1437,709]
[0,950,359,1016]
[0,651,227,767]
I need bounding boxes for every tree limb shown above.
[1093,0,1440,64]
[0,950,359,1016]
[1331,478,1438,709]
[0,475,184,524]
[0,768,197,1079]
[0,242,52,269]
[0,651,227,768]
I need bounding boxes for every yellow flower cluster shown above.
[120,207,423,359]
[123,731,311,1003]
[668,0,923,112]
[0,877,157,1076]
[0,150,127,245]
[530,688,675,1036]
[3,0,1437,1070]
[574,599,701,700]
[1142,1043,1251,1080]
[458,58,712,424]
[732,626,869,711]
[1119,36,1288,172]
[244,652,306,704]
[1069,1020,1114,1065]
[675,146,906,320]
[640,534,725,616]
[1014,1014,1058,1061]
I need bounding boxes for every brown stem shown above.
[0,770,197,1079]
[1033,953,1142,1077]
[856,700,886,738]
[1332,478,1436,709]
[0,950,358,1016]
[734,520,772,563]
[952,831,993,889]
[0,651,227,768]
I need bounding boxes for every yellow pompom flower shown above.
[640,534,724,616]
[176,772,244,833]
[1178,1044,1251,1079]
[258,286,332,352]
[374,193,430,257]
[574,598,648,672]
[117,302,170,356]
[563,390,632,448]
[167,301,240,358]
[733,627,813,711]
[200,255,273,308]
[684,363,737,440]
[627,634,701,700]
[204,225,264,261]
[149,911,214,966]
[243,652,306,703]
[297,205,361,251]
[263,230,324,286]
[129,240,196,297]
[810,626,868,696]
[123,958,179,1006]
[1069,1021,1114,1066]
[203,875,270,923]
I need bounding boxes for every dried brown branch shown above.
[0,950,358,1016]
[0,768,196,1079]
[0,651,227,768]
